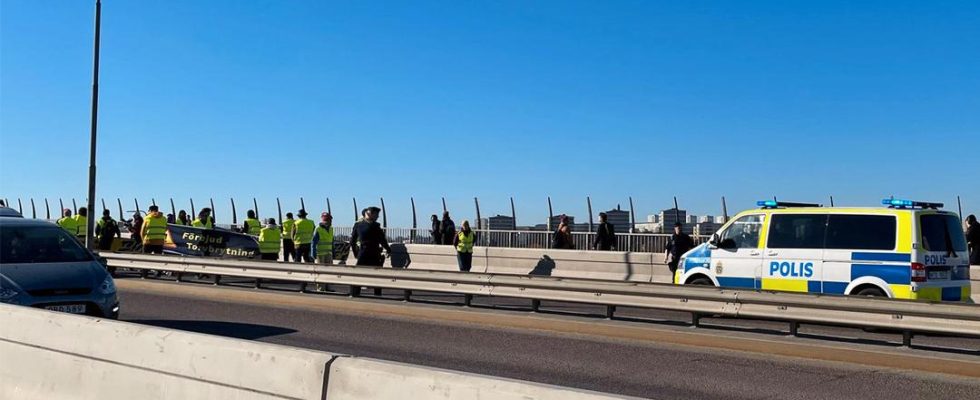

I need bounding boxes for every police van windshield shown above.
[920,214,967,253]
[0,225,94,264]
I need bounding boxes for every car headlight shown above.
[0,288,19,301]
[99,276,116,295]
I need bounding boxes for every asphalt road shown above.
[116,277,980,400]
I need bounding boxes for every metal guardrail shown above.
[101,253,980,346]
[331,227,709,253]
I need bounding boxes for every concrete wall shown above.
[0,304,633,400]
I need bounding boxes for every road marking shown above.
[118,279,980,378]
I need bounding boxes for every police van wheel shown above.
[690,277,713,286]
[855,287,886,297]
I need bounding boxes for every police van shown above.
[676,199,971,302]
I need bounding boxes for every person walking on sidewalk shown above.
[453,220,476,272]
[592,212,617,251]
[664,222,694,279]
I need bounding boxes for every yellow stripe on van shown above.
[888,284,913,299]
[895,212,912,253]
[909,286,941,301]
[761,278,808,292]
[962,286,972,301]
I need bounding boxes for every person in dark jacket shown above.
[664,222,694,278]
[350,206,391,267]
[430,214,442,245]
[593,212,617,251]
[129,212,144,250]
[552,215,574,249]
[95,209,121,251]
[966,214,980,265]
[440,211,456,245]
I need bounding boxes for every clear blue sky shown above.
[2,0,978,226]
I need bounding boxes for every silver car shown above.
[0,215,119,318]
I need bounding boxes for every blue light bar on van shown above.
[757,200,821,209]
[881,198,943,209]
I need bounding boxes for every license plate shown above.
[45,304,87,314]
[928,271,950,280]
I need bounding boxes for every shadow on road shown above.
[125,319,298,340]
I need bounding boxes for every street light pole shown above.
[85,0,102,250]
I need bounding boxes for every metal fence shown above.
[333,227,708,254]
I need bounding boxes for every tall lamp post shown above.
[85,0,102,250]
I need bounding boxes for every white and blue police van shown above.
[675,199,971,302]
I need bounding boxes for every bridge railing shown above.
[330,227,709,253]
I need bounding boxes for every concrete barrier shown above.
[0,304,632,399]
[326,357,636,400]
[0,303,334,400]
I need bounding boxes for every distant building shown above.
[698,215,714,223]
[659,208,693,234]
[714,215,728,224]
[685,214,698,224]
[486,215,515,230]
[646,214,659,223]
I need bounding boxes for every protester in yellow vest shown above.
[453,220,476,272]
[141,205,168,255]
[175,210,191,226]
[242,209,261,236]
[312,212,335,264]
[258,218,281,261]
[72,207,89,239]
[291,209,315,263]
[192,208,213,229]
[281,212,296,262]
[57,209,78,235]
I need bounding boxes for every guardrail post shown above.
[789,321,799,336]
[255,278,262,289]
[212,274,221,286]
[174,271,183,283]
[902,331,913,347]
[691,312,702,328]
[464,294,473,307]
[606,305,616,319]
[350,285,361,297]
[531,299,541,312]
[404,289,412,302]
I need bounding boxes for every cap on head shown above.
[266,218,276,225]
[297,209,308,217]
[148,205,159,212]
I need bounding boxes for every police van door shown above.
[763,214,826,293]
[712,214,765,289]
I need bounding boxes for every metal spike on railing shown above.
[31,198,37,219]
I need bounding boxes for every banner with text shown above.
[163,224,260,259]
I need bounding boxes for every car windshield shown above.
[919,214,968,253]
[0,224,94,264]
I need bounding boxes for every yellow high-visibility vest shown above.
[258,226,282,254]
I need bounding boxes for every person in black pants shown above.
[592,212,617,251]
[430,214,442,245]
[664,222,694,279]
[349,207,391,296]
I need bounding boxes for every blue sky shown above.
[2,0,978,226]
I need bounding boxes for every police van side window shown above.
[767,214,827,249]
[825,215,895,250]
[718,215,764,249]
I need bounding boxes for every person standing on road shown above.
[141,205,168,255]
[453,220,476,272]
[440,211,456,245]
[258,218,281,261]
[593,212,617,251]
[281,212,296,262]
[312,212,335,265]
[95,209,121,251]
[129,212,144,249]
[242,209,261,236]
[192,208,213,229]
[175,210,190,226]
[350,206,391,266]
[966,214,980,266]
[664,222,694,279]
[72,207,89,239]
[292,209,315,263]
[57,209,78,235]
[430,214,442,245]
